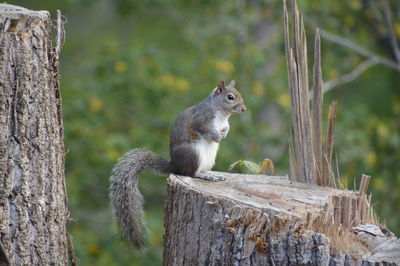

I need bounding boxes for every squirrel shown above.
[109,80,247,250]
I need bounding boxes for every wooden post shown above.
[0,4,74,265]
[163,173,400,265]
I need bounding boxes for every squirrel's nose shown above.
[241,105,247,112]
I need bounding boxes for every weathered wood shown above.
[284,0,315,184]
[164,173,400,265]
[0,4,73,265]
[357,174,372,225]
[311,29,323,186]
[322,101,337,186]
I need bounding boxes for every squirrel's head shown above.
[212,80,247,114]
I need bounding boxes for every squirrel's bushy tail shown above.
[109,149,170,250]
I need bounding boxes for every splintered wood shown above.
[284,0,315,184]
[312,29,323,186]
[322,101,337,187]
[284,0,337,187]
[357,174,372,225]
[164,173,400,265]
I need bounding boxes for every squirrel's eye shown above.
[227,93,235,101]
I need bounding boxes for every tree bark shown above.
[164,173,400,265]
[0,4,73,265]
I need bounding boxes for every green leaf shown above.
[228,160,244,171]
[229,160,261,174]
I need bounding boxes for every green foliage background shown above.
[9,0,400,265]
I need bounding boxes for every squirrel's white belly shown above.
[214,112,230,132]
[194,138,219,174]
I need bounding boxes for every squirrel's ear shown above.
[229,80,235,87]
[216,80,225,94]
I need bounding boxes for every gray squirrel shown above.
[109,80,246,250]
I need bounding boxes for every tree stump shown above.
[164,173,400,265]
[0,4,73,265]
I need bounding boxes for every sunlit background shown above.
[9,0,400,265]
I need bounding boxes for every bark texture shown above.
[0,4,72,265]
[164,173,400,266]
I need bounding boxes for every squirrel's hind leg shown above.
[170,145,199,176]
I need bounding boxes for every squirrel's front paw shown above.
[210,133,223,143]
[220,127,230,139]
